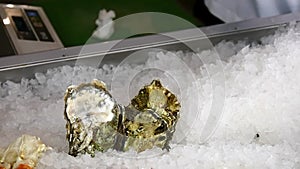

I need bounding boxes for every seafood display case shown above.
[0,12,300,168]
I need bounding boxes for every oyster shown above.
[0,135,49,169]
[64,79,180,157]
[64,80,121,157]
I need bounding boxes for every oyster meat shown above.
[64,79,180,157]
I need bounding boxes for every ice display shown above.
[0,24,300,168]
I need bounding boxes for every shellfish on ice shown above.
[64,79,180,157]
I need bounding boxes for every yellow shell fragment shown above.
[0,135,49,169]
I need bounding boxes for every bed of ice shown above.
[1,24,300,169]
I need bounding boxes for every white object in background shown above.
[205,0,300,23]
[92,9,115,39]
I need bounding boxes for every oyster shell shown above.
[64,80,121,157]
[0,135,49,169]
[64,79,180,157]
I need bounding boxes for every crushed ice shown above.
[1,25,300,168]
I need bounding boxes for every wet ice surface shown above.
[1,25,300,168]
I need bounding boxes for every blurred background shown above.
[3,0,297,49]
[0,0,223,47]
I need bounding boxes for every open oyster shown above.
[64,79,180,157]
